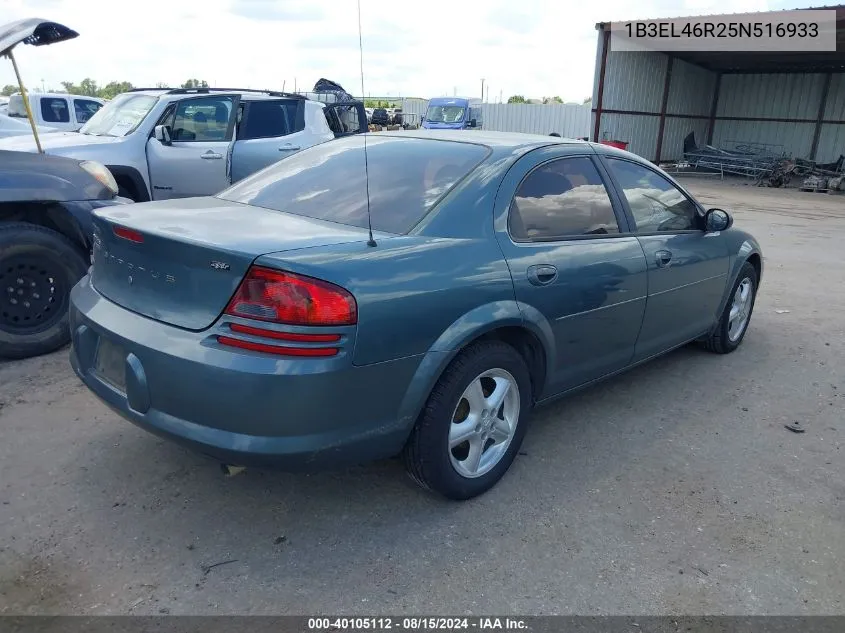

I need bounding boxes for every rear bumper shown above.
[69,275,424,470]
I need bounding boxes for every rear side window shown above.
[217,135,489,234]
[509,156,619,241]
[325,104,362,136]
[239,100,301,140]
[40,97,70,123]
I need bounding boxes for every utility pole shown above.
[481,78,485,102]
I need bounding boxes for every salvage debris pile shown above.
[662,132,845,194]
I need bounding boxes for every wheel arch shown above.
[394,301,555,437]
[746,251,762,285]
[707,243,763,338]
[0,201,89,253]
[106,165,150,202]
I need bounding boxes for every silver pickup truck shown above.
[0,86,366,201]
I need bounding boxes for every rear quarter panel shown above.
[255,234,518,366]
[252,142,550,431]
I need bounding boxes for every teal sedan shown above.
[69,131,763,500]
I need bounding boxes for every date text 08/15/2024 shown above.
[624,21,820,39]
[307,618,528,631]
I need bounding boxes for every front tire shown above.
[403,340,533,500]
[703,261,758,354]
[0,222,89,360]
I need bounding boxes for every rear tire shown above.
[0,222,89,360]
[403,340,533,500]
[702,262,758,354]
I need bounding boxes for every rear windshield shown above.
[216,135,489,234]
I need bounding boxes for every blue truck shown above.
[421,97,483,130]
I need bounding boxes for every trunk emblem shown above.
[211,261,231,271]
[128,276,133,285]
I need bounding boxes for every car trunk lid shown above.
[90,197,373,330]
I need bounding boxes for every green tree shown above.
[59,78,100,97]
[507,95,525,104]
[99,81,134,99]
[181,79,209,89]
[1,84,18,96]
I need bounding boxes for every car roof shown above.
[8,91,101,101]
[380,129,590,149]
[120,89,325,106]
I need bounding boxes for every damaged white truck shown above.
[0,80,367,201]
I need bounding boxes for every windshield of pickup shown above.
[79,93,158,137]
[425,105,465,123]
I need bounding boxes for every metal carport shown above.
[591,6,845,163]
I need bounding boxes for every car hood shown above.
[0,115,58,135]
[0,131,121,154]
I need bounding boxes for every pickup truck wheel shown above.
[403,340,533,500]
[0,222,88,360]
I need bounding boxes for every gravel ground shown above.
[1,178,843,615]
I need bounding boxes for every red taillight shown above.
[228,323,340,343]
[216,336,338,357]
[113,226,144,243]
[224,266,357,326]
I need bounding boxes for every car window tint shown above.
[606,158,698,232]
[172,97,234,142]
[508,156,619,240]
[239,100,300,140]
[217,136,489,234]
[73,99,103,124]
[39,97,70,123]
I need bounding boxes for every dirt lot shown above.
[1,178,843,615]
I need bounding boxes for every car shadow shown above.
[63,331,772,603]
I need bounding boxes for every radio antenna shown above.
[357,0,377,247]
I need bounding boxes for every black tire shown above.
[702,261,758,354]
[403,340,533,500]
[0,222,89,360]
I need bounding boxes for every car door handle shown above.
[201,152,223,160]
[279,145,301,152]
[655,250,673,268]
[527,264,558,286]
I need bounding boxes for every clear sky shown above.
[2,0,803,102]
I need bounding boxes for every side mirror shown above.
[705,208,732,232]
[468,118,477,128]
[154,124,172,145]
